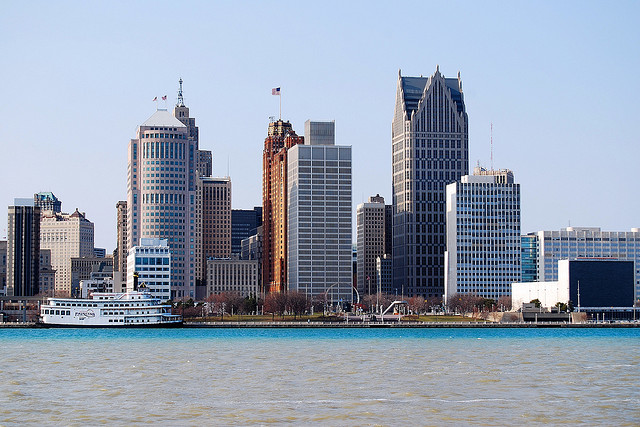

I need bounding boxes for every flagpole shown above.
[279,88,282,120]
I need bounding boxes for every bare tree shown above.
[287,291,310,319]
[264,292,288,319]
[407,296,425,315]
[497,295,512,311]
[448,293,483,317]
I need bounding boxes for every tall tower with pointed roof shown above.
[127,80,204,300]
[391,67,469,300]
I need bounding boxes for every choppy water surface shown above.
[0,328,639,426]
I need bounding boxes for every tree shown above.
[407,296,426,315]
[497,296,512,311]
[448,293,483,317]
[530,298,542,308]
[287,291,310,319]
[242,294,258,315]
[264,292,287,319]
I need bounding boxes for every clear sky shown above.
[1,0,639,250]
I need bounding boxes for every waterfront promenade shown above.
[2,320,639,328]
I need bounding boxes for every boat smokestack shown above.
[133,272,139,291]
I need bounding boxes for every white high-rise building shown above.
[127,81,201,300]
[287,121,352,304]
[444,167,521,303]
[127,238,171,301]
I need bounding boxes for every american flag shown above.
[152,96,157,101]
[272,87,281,95]
[162,95,167,101]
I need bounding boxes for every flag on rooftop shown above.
[162,95,167,100]
[272,87,281,95]
[152,96,157,101]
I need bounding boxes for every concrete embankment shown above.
[1,321,639,328]
[184,321,640,328]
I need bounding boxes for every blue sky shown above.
[1,1,639,250]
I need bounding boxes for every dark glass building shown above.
[7,200,41,296]
[521,234,538,282]
[231,207,262,254]
[391,67,468,299]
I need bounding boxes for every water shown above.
[1,328,638,426]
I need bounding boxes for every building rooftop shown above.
[401,71,464,116]
[141,109,186,128]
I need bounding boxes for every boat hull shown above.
[36,321,183,328]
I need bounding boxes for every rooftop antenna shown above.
[227,155,230,177]
[490,122,494,171]
[177,78,185,107]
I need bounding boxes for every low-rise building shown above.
[512,258,635,311]
[206,257,259,298]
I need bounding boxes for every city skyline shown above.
[1,1,639,251]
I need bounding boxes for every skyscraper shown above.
[0,240,7,295]
[262,119,304,294]
[6,199,40,296]
[197,176,232,285]
[392,67,468,299]
[127,81,201,300]
[40,209,94,297]
[231,207,262,254]
[34,192,61,213]
[444,167,521,303]
[357,195,386,296]
[287,121,352,303]
[196,150,213,178]
[114,200,128,274]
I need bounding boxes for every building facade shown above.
[34,192,61,213]
[392,67,469,299]
[127,82,204,300]
[127,238,171,301]
[231,207,262,254]
[241,226,262,293]
[39,249,55,296]
[384,204,393,256]
[376,254,393,295]
[262,119,304,294]
[40,209,94,297]
[444,168,521,303]
[356,195,386,296]
[512,259,635,310]
[71,256,113,296]
[198,176,232,284]
[6,199,41,296]
[206,257,259,297]
[196,149,212,178]
[0,241,6,295]
[526,227,640,303]
[521,234,538,282]
[287,121,353,304]
[115,200,128,274]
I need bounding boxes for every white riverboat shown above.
[39,290,182,327]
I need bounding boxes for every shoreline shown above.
[1,321,639,329]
